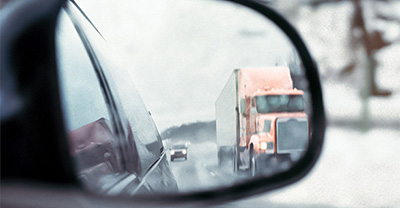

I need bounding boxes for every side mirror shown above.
[1,0,325,206]
[56,0,325,203]
[240,98,247,117]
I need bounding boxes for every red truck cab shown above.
[216,67,309,174]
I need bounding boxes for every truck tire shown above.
[249,144,256,176]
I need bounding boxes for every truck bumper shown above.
[258,149,274,154]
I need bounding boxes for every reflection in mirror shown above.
[57,0,312,195]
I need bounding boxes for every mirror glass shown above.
[56,0,312,195]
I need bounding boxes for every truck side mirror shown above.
[240,98,247,117]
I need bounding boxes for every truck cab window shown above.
[256,95,305,113]
[263,120,271,133]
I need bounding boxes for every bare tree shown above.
[278,0,399,97]
[345,0,393,97]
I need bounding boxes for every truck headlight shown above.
[182,149,187,154]
[170,150,175,155]
[260,142,267,150]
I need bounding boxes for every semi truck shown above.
[215,67,309,175]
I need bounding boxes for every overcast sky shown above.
[74,0,302,131]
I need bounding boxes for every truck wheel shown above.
[249,144,256,176]
[171,157,174,162]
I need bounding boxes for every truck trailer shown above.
[215,67,309,175]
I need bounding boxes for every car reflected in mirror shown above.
[170,144,188,161]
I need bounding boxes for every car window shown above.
[61,1,165,172]
[55,6,177,195]
[56,9,127,193]
[56,12,110,132]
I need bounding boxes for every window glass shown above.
[263,120,271,133]
[256,95,304,113]
[56,10,124,193]
[56,11,110,131]
[57,3,176,194]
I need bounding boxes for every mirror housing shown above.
[240,98,247,117]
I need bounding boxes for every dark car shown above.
[170,145,188,161]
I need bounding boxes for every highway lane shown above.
[166,141,239,192]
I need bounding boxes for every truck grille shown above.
[276,117,308,154]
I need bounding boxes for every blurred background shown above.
[274,0,400,128]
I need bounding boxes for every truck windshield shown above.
[172,145,186,149]
[256,95,304,113]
